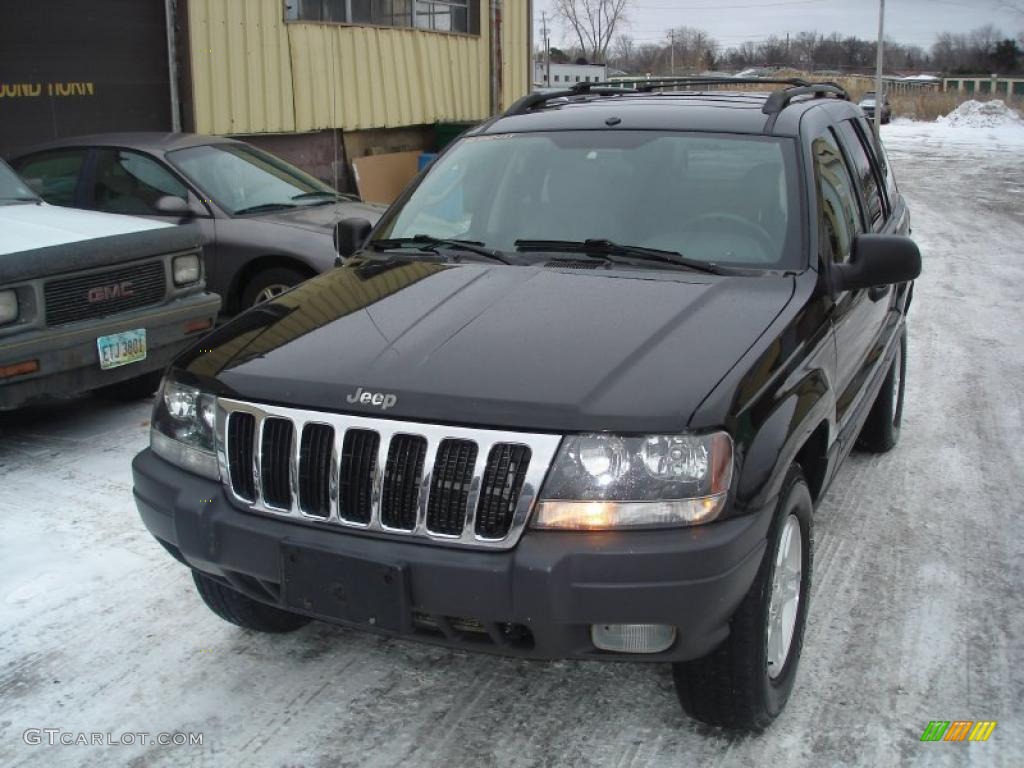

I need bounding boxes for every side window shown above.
[813,132,862,265]
[836,120,885,228]
[92,149,187,215]
[859,116,899,202]
[14,150,87,206]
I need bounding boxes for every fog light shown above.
[591,623,676,654]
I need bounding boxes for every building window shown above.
[575,76,581,82]
[553,75,559,82]
[285,0,479,34]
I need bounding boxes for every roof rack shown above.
[587,76,812,92]
[503,85,637,116]
[760,83,848,113]
[501,77,849,118]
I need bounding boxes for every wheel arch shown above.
[734,369,836,512]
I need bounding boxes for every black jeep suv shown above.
[132,78,920,730]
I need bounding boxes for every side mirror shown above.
[832,234,921,293]
[334,217,373,259]
[154,195,194,220]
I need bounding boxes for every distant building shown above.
[534,61,608,87]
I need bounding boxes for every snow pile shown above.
[938,99,1023,130]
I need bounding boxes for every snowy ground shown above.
[2,118,1023,767]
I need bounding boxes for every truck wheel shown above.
[672,465,813,730]
[856,330,906,453]
[241,267,307,308]
[192,571,311,633]
[93,371,162,402]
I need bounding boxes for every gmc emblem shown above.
[87,281,134,303]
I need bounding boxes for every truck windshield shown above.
[373,130,802,269]
[0,160,40,205]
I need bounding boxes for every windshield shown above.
[373,130,802,269]
[0,160,39,205]
[167,143,339,215]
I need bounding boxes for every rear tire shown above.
[93,371,161,402]
[241,267,308,308]
[856,329,906,453]
[192,571,311,633]
[672,465,813,730]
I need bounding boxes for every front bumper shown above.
[133,448,773,662]
[0,292,220,410]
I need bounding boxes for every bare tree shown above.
[610,34,635,69]
[552,0,631,63]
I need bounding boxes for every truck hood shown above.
[179,259,795,433]
[0,202,169,256]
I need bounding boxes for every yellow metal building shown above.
[178,0,532,188]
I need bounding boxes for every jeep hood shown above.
[178,260,795,433]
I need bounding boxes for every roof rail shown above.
[501,77,850,118]
[584,76,811,93]
[578,76,849,113]
[760,82,849,113]
[503,84,638,116]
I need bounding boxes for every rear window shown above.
[375,131,803,269]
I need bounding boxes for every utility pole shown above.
[541,11,551,86]
[670,29,675,75]
[874,0,885,138]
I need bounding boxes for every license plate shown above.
[96,328,147,370]
[280,543,409,632]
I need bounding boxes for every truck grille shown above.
[216,399,561,550]
[44,260,167,326]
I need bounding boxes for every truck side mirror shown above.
[334,217,373,259]
[832,234,921,293]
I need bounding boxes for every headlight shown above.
[532,432,733,530]
[0,289,18,325]
[172,253,202,286]
[150,376,219,479]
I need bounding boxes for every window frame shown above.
[833,119,889,232]
[283,0,480,37]
[811,129,863,267]
[88,147,190,216]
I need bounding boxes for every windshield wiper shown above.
[291,191,359,203]
[0,196,40,203]
[369,235,513,265]
[514,238,727,275]
[234,202,298,215]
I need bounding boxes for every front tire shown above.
[672,465,813,730]
[241,266,308,308]
[856,329,906,453]
[192,571,311,633]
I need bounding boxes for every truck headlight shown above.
[150,376,219,479]
[0,289,18,325]
[172,253,202,286]
[532,432,733,530]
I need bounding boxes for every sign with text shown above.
[0,0,173,156]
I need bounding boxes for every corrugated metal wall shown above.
[188,0,530,136]
[501,0,529,110]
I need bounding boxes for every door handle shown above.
[868,285,890,302]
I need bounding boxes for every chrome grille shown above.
[44,260,166,326]
[217,399,562,550]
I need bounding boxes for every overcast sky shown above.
[534,0,1024,53]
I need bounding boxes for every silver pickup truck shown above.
[0,160,221,410]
